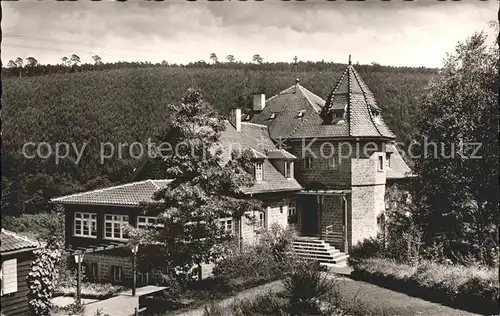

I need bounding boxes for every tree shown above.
[252,54,263,64]
[92,55,103,65]
[135,88,263,280]
[61,56,69,67]
[26,57,38,67]
[209,53,218,66]
[6,60,16,68]
[413,32,499,265]
[15,57,23,77]
[225,55,235,63]
[70,54,81,66]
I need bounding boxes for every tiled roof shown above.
[221,122,302,194]
[386,143,414,180]
[1,229,39,253]
[251,64,395,140]
[319,63,395,139]
[249,83,325,140]
[265,149,296,159]
[51,179,173,207]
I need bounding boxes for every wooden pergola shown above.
[65,242,139,304]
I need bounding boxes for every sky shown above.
[2,1,498,68]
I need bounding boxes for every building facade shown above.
[1,229,39,316]
[51,60,412,284]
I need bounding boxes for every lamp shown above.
[130,243,139,296]
[131,243,139,254]
[73,252,84,305]
[73,253,84,263]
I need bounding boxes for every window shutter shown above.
[1,259,18,295]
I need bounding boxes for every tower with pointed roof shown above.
[250,57,412,251]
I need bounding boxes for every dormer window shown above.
[330,110,345,123]
[284,161,293,178]
[269,112,277,120]
[255,162,263,181]
[372,109,382,125]
[297,110,306,118]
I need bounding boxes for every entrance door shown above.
[300,195,318,236]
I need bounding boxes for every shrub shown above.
[282,260,338,315]
[27,247,61,316]
[53,282,126,299]
[352,258,500,314]
[2,212,64,248]
[213,225,294,283]
[348,237,386,266]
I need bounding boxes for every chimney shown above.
[234,108,241,132]
[252,93,265,112]
[294,78,299,94]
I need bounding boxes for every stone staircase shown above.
[291,236,348,265]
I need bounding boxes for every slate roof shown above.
[220,122,303,194]
[265,149,297,159]
[385,143,415,180]
[51,179,173,207]
[1,229,39,253]
[249,82,325,140]
[251,64,396,140]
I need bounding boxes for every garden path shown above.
[81,285,166,316]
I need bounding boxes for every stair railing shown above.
[324,225,334,242]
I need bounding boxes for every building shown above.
[51,59,412,284]
[1,229,40,316]
[248,59,412,250]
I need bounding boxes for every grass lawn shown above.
[330,275,482,316]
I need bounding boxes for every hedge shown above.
[351,258,499,315]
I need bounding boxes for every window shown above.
[74,212,97,238]
[385,152,391,168]
[288,200,296,216]
[333,110,344,118]
[219,218,233,234]
[104,214,129,240]
[328,156,338,170]
[304,156,313,169]
[89,263,99,282]
[285,161,293,178]
[372,109,382,125]
[257,212,266,228]
[1,259,17,296]
[378,155,384,171]
[255,162,263,181]
[137,216,161,229]
[111,266,123,282]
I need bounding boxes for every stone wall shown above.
[84,252,133,285]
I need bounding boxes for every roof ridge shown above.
[347,65,353,136]
[241,122,268,128]
[351,67,383,137]
[51,179,155,202]
[149,179,160,190]
[297,85,321,114]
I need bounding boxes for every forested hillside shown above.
[1,65,436,215]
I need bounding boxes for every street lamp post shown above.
[131,244,139,297]
[73,253,85,305]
